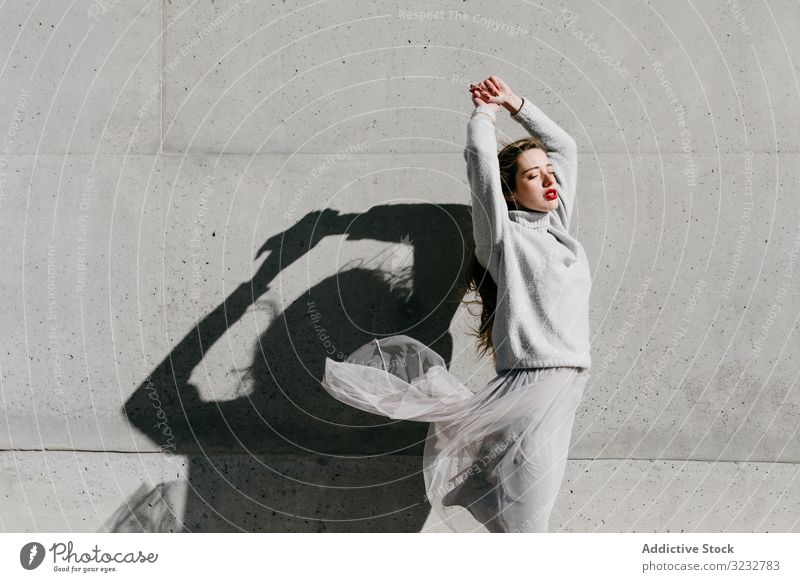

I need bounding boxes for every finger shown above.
[485,77,500,94]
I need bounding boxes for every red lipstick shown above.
[544,188,558,201]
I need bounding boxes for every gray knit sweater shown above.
[464,98,592,373]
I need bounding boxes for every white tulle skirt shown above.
[320,334,590,533]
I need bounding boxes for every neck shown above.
[508,209,549,230]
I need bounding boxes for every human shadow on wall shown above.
[121,203,473,532]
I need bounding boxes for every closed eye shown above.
[527,170,554,179]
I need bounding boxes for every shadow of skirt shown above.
[320,334,590,533]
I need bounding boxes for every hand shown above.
[255,208,346,259]
[469,82,500,111]
[470,76,523,113]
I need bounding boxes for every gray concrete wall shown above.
[1,0,798,532]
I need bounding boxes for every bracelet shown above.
[510,97,525,116]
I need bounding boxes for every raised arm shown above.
[509,97,578,229]
[463,103,507,268]
[473,76,580,229]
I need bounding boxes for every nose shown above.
[541,170,554,187]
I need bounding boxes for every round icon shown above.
[20,542,46,570]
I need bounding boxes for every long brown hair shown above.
[460,136,547,360]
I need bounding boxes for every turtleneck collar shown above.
[508,209,550,231]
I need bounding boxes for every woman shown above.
[321,75,592,533]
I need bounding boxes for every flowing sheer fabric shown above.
[321,334,590,533]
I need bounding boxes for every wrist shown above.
[504,94,524,115]
[473,103,499,123]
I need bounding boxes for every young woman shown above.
[321,75,592,533]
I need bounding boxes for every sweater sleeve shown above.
[463,104,506,267]
[511,97,579,229]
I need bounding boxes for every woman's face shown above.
[505,148,559,213]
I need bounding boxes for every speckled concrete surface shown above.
[3,452,796,532]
